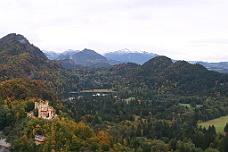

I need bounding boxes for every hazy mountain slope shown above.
[104,49,158,64]
[42,50,61,60]
[57,49,79,59]
[71,48,111,67]
[196,61,228,73]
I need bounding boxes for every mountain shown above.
[1,33,227,98]
[195,61,228,73]
[43,49,79,60]
[71,48,111,67]
[43,48,228,73]
[42,50,60,60]
[104,49,158,64]
[138,56,228,96]
[44,49,83,69]
[0,33,81,99]
[57,49,80,59]
[0,33,47,61]
[102,56,228,97]
[44,49,120,69]
[1,33,228,152]
[0,33,53,80]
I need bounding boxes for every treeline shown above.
[62,95,228,151]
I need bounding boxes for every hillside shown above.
[0,33,80,98]
[0,33,55,80]
[137,56,228,96]
[0,78,57,101]
[88,56,228,98]
[0,78,111,152]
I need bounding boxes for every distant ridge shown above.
[43,49,79,60]
[72,48,108,66]
[44,46,228,73]
[44,48,120,69]
[115,55,228,96]
[104,49,158,64]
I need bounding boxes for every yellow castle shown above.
[34,100,55,119]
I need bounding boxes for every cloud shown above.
[190,39,228,45]
[0,0,228,62]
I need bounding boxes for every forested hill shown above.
[140,56,228,95]
[98,56,228,97]
[0,33,53,79]
[0,33,47,60]
[0,34,83,99]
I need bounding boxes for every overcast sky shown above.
[0,0,228,62]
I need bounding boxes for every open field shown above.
[179,103,191,108]
[198,115,228,133]
[124,97,135,105]
[179,103,202,108]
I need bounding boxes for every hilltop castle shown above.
[34,100,56,119]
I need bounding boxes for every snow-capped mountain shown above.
[104,49,158,64]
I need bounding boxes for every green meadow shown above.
[199,115,228,133]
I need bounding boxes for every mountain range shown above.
[43,48,157,65]
[1,33,226,96]
[44,48,228,73]
[44,48,156,66]
[1,33,228,152]
[104,48,158,64]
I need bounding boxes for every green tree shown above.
[204,147,220,152]
[70,135,82,151]
[224,123,228,133]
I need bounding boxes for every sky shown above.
[0,0,228,62]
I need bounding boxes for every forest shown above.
[0,33,228,151]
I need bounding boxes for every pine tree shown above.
[224,123,228,133]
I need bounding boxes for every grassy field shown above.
[179,103,191,108]
[179,103,202,108]
[198,115,228,133]
[124,97,135,105]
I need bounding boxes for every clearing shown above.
[198,115,228,133]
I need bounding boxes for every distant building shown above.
[70,89,116,98]
[35,100,56,120]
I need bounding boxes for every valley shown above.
[0,33,228,151]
